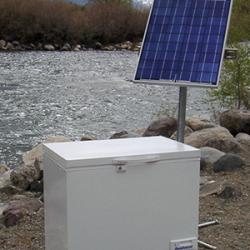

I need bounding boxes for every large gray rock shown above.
[44,44,55,51]
[10,159,41,190]
[2,198,42,227]
[185,126,233,147]
[204,137,243,154]
[220,109,250,136]
[185,126,246,156]
[186,117,216,131]
[61,43,71,51]
[143,117,177,138]
[213,153,245,172]
[200,147,225,171]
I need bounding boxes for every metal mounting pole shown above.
[177,86,187,143]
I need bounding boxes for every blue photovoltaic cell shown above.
[134,0,232,86]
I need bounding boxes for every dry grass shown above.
[0,0,148,45]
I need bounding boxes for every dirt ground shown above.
[199,166,250,250]
[0,166,250,250]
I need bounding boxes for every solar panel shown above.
[134,0,233,87]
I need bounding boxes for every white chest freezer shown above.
[43,136,200,250]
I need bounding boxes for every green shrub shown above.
[209,45,250,109]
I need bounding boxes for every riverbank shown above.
[0,110,250,249]
[0,0,148,50]
[0,40,141,52]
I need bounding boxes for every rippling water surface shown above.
[0,51,211,167]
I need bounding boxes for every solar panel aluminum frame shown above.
[133,0,234,88]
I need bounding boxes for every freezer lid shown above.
[43,136,200,168]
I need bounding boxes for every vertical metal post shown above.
[177,86,187,143]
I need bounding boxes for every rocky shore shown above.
[0,40,141,52]
[0,109,250,249]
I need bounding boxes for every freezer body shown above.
[44,136,200,250]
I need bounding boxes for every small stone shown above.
[73,45,81,51]
[39,194,44,203]
[5,42,14,50]
[200,180,226,198]
[213,153,245,172]
[73,48,80,52]
[30,43,36,49]
[61,43,71,51]
[217,186,242,199]
[0,164,10,174]
[0,170,11,188]
[44,44,55,51]
[0,39,6,48]
[120,41,133,50]
[12,41,20,47]
[95,42,103,50]
[11,194,30,200]
[235,132,250,164]
[80,135,96,141]
[37,43,43,49]
[0,185,22,196]
[200,147,225,171]
[102,45,115,51]
[110,131,140,139]
[200,158,207,171]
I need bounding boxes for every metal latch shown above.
[112,155,161,173]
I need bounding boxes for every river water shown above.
[0,51,211,168]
